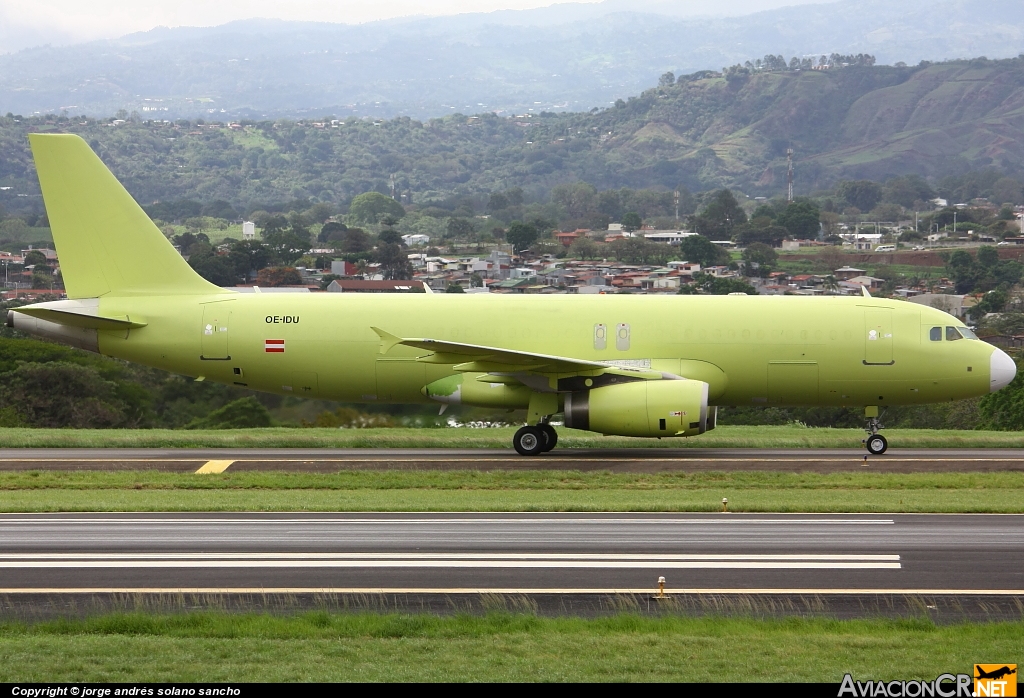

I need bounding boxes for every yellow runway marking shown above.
[195,460,234,474]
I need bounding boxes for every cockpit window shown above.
[930,327,942,341]
[946,326,963,341]
[958,326,978,340]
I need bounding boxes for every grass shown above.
[0,612,1018,681]
[3,425,1024,449]
[2,471,1022,512]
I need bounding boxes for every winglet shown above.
[861,285,872,298]
[371,326,404,354]
[421,281,434,295]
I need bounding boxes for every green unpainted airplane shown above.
[6,134,1017,455]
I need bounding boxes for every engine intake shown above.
[564,379,712,437]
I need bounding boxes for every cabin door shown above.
[201,305,231,360]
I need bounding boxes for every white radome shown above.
[989,348,1016,392]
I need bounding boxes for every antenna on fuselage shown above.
[421,281,434,294]
[861,285,871,298]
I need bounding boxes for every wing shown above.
[371,326,675,391]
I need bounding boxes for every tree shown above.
[349,192,405,224]
[0,361,127,428]
[979,356,1024,429]
[735,224,787,248]
[970,288,1009,320]
[445,283,465,293]
[487,192,509,212]
[227,239,272,281]
[185,396,272,429]
[742,242,778,278]
[776,200,821,239]
[687,272,757,295]
[341,228,372,254]
[569,236,599,260]
[318,221,347,243]
[945,250,979,294]
[551,182,598,219]
[620,211,642,232]
[836,180,883,212]
[262,229,312,264]
[977,245,999,269]
[378,228,403,246]
[659,71,676,87]
[189,254,240,286]
[693,189,746,238]
[255,267,303,286]
[260,214,288,236]
[446,217,475,239]
[23,250,48,267]
[376,243,413,280]
[506,221,538,254]
[681,234,729,267]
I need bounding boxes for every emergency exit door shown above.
[863,309,893,365]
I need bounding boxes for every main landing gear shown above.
[864,414,887,455]
[513,423,558,456]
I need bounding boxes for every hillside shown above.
[0,0,1022,120]
[1,57,1023,211]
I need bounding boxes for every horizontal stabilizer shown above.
[12,299,146,331]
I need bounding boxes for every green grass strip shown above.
[2,471,1022,512]
[0,612,1020,682]
[1,425,1024,448]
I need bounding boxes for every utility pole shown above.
[673,190,680,223]
[786,148,794,202]
[389,173,397,201]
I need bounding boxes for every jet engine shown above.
[563,379,715,437]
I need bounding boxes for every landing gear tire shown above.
[513,426,545,456]
[866,434,888,455]
[538,424,558,452]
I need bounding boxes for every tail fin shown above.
[29,133,228,298]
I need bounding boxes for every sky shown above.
[0,1,824,49]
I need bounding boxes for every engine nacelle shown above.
[564,379,714,437]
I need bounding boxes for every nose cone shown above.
[990,348,1017,392]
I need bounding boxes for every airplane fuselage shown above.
[85,292,997,409]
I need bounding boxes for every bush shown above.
[185,397,273,429]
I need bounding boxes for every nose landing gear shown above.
[864,413,887,455]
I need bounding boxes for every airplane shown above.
[976,666,1017,681]
[5,134,1018,456]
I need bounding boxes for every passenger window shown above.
[930,327,942,341]
[946,326,962,341]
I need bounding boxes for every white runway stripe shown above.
[0,552,901,569]
[0,560,901,569]
[0,553,901,561]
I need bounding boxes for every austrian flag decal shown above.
[265,339,285,353]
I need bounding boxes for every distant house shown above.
[326,279,427,292]
[834,266,866,280]
[554,231,582,247]
[401,234,430,246]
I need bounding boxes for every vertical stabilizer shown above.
[29,133,228,298]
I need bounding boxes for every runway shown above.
[1,447,1023,472]
[0,513,1020,593]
